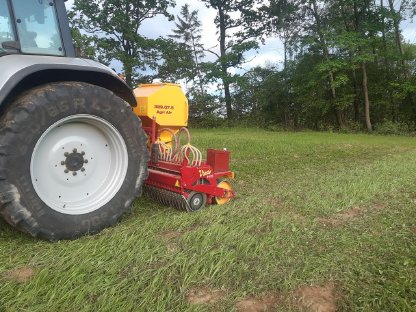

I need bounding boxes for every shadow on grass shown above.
[0,218,31,242]
[0,195,176,244]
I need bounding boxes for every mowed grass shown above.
[1,128,416,311]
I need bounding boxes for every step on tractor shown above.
[0,0,235,240]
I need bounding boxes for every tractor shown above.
[0,0,235,240]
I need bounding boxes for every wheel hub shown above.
[63,149,87,173]
[30,114,128,215]
[187,192,206,212]
[191,196,201,207]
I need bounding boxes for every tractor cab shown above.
[0,0,74,57]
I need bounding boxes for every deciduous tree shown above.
[199,0,261,121]
[69,0,175,86]
[169,4,205,92]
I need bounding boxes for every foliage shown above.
[375,120,414,135]
[198,0,262,120]
[70,28,96,60]
[222,0,416,132]
[188,90,221,123]
[169,4,205,91]
[69,0,177,86]
[68,0,416,131]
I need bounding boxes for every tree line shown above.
[70,0,416,132]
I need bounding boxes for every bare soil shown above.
[262,196,286,209]
[4,266,37,283]
[294,282,338,312]
[371,203,386,211]
[235,294,281,312]
[318,207,362,227]
[159,230,183,239]
[159,223,204,240]
[186,287,226,305]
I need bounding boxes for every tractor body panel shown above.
[0,0,136,106]
[0,55,137,106]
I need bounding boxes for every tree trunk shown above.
[387,0,406,72]
[362,62,372,131]
[341,3,360,124]
[311,0,344,129]
[380,0,396,119]
[352,68,360,122]
[190,36,205,94]
[328,70,344,128]
[218,5,233,121]
[223,78,233,121]
[124,65,133,88]
[283,34,288,70]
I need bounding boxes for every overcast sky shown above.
[66,0,415,73]
[66,0,291,72]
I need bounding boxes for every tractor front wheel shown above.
[0,82,148,240]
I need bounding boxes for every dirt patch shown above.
[4,266,37,283]
[339,206,362,219]
[371,230,383,237]
[249,222,273,236]
[235,294,281,312]
[159,223,204,240]
[159,230,183,239]
[318,207,362,227]
[144,260,165,270]
[262,198,301,219]
[262,197,285,209]
[294,282,338,312]
[186,287,226,305]
[166,242,180,253]
[371,202,386,211]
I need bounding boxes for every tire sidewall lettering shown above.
[0,82,148,239]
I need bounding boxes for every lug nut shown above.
[81,168,85,172]
[84,160,88,164]
[61,161,65,165]
[73,172,77,176]
[64,169,69,173]
[81,151,85,156]
[64,152,69,156]
[73,148,77,153]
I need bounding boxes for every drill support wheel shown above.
[143,185,208,212]
[214,179,233,205]
[186,192,207,212]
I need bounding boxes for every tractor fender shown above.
[0,54,136,108]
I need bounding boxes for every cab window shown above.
[11,0,64,56]
[0,0,15,47]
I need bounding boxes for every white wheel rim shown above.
[30,114,128,215]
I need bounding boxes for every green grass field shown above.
[1,129,416,312]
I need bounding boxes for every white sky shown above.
[66,0,415,72]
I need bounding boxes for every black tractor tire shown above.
[0,82,148,240]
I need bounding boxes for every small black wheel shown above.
[186,192,207,212]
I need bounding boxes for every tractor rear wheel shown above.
[0,82,148,240]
